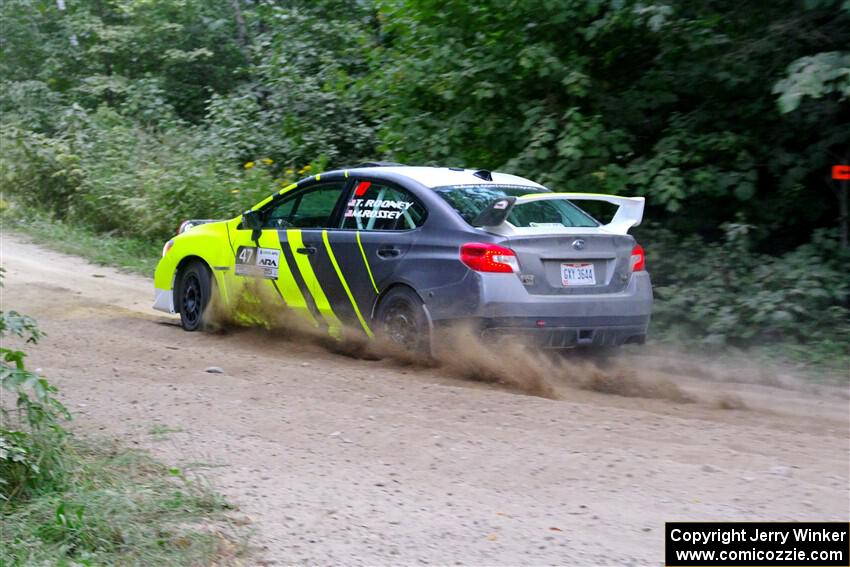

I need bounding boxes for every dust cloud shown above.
[206,283,711,404]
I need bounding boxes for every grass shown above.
[1,204,161,276]
[1,438,244,566]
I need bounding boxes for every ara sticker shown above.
[235,246,280,279]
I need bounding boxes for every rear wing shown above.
[519,193,644,234]
[474,192,644,235]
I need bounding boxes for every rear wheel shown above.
[375,287,431,354]
[177,260,212,331]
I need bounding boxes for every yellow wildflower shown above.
[230,188,240,194]
[297,164,312,174]
[244,161,255,169]
[285,168,294,175]
[261,158,273,165]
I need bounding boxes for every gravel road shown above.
[2,233,847,566]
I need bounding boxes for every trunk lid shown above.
[506,233,636,295]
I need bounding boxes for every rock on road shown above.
[1,233,848,566]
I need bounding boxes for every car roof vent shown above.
[354,161,404,168]
[473,169,493,181]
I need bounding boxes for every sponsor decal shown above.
[345,198,413,219]
[235,246,280,279]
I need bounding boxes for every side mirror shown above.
[242,209,263,231]
[471,196,516,227]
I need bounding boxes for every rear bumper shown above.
[479,318,648,348]
[426,271,652,347]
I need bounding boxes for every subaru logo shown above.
[572,239,586,250]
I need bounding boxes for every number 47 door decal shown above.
[235,246,279,279]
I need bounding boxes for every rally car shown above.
[153,164,652,352]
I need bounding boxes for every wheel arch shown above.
[172,255,214,310]
[370,282,420,318]
[371,282,435,336]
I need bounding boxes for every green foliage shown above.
[774,51,850,113]
[0,107,282,241]
[1,442,237,566]
[1,0,848,368]
[643,226,850,370]
[0,0,247,123]
[1,297,71,502]
[369,0,849,237]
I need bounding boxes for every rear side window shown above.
[341,181,427,231]
[435,184,598,228]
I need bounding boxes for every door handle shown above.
[297,246,316,255]
[376,246,401,258]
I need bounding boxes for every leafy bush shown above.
[0,108,290,242]
[643,225,850,369]
[1,294,71,502]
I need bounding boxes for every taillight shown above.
[460,242,519,273]
[162,240,174,257]
[630,244,645,272]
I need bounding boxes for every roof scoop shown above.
[472,169,493,181]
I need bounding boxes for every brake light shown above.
[630,244,645,272]
[162,239,175,257]
[460,242,519,273]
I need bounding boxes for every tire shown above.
[374,286,431,354]
[177,260,212,331]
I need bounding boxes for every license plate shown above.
[561,262,596,286]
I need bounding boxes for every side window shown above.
[264,183,345,229]
[341,181,427,231]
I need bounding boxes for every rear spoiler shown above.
[473,192,644,235]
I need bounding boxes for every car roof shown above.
[343,166,546,190]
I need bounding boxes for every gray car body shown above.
[302,166,649,346]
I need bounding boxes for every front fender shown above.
[153,217,240,306]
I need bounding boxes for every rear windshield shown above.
[434,185,598,228]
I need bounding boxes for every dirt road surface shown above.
[2,233,848,566]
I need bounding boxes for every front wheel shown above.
[177,260,212,331]
[374,287,431,354]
